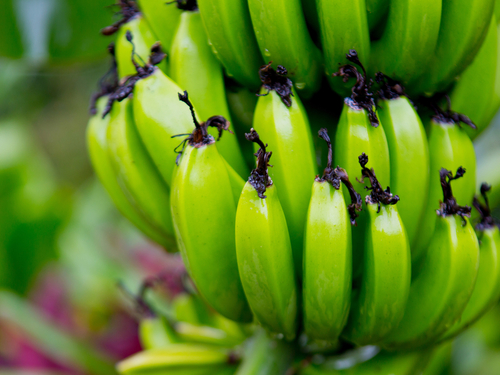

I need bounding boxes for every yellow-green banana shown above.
[341,154,411,346]
[439,183,500,342]
[235,129,298,340]
[106,96,176,250]
[369,0,442,86]
[140,314,181,350]
[252,63,317,278]
[170,92,251,323]
[411,0,495,95]
[248,0,322,97]
[317,1,370,96]
[138,0,182,55]
[169,9,248,178]
[102,0,167,78]
[382,168,480,350]
[116,344,238,375]
[412,107,477,263]
[375,75,430,246]
[303,129,362,341]
[197,0,263,89]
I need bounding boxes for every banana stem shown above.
[437,167,472,221]
[245,128,273,198]
[258,62,294,107]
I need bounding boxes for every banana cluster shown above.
[87,0,500,360]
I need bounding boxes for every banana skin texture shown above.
[87,97,174,248]
[236,183,298,340]
[369,0,442,86]
[248,0,323,97]
[132,67,195,187]
[377,95,430,246]
[412,118,477,262]
[116,344,236,375]
[411,0,495,95]
[138,0,182,54]
[253,89,317,278]
[197,0,263,90]
[115,14,168,79]
[382,215,479,351]
[342,202,411,346]
[449,17,498,139]
[169,11,248,178]
[316,0,370,97]
[171,141,252,323]
[439,225,500,342]
[106,97,177,249]
[303,180,352,341]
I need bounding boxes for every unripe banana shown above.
[317,1,370,96]
[252,64,317,278]
[248,0,322,97]
[140,315,180,350]
[138,0,182,54]
[439,183,500,342]
[449,17,498,139]
[303,129,362,341]
[169,9,248,178]
[102,0,167,78]
[116,344,237,375]
[412,108,477,263]
[235,129,298,340]
[170,93,251,323]
[106,96,176,250]
[87,58,173,248]
[375,75,430,245]
[175,322,245,347]
[197,0,263,90]
[369,0,442,85]
[235,328,295,375]
[341,154,411,346]
[411,0,495,95]
[382,168,480,350]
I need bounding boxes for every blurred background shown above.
[1,0,500,374]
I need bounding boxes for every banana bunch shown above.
[87,0,500,369]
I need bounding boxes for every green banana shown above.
[169,9,248,178]
[369,0,442,85]
[366,0,389,31]
[449,17,498,138]
[317,1,370,96]
[138,0,182,54]
[116,344,237,375]
[252,63,317,277]
[175,322,245,347]
[235,129,298,340]
[170,92,251,323]
[140,315,180,349]
[106,96,176,250]
[411,0,495,95]
[172,292,217,326]
[235,328,295,375]
[302,0,320,32]
[412,107,477,263]
[342,154,411,346]
[87,50,174,248]
[481,21,500,131]
[102,0,167,78]
[439,183,500,342]
[197,0,263,89]
[333,54,390,279]
[382,168,480,350]
[303,129,362,341]
[375,75,430,246]
[421,342,453,375]
[248,0,322,97]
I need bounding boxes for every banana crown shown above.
[102,32,166,117]
[317,128,362,225]
[258,62,294,107]
[358,152,399,210]
[244,128,273,199]
[89,43,119,116]
[333,50,378,127]
[474,183,498,231]
[101,0,141,36]
[436,167,472,220]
